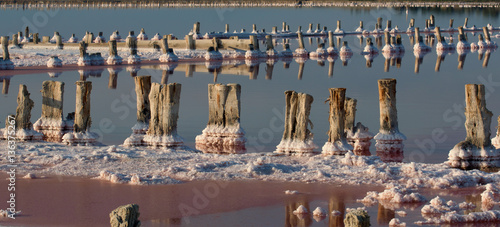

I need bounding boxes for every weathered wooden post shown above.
[447,84,499,169]
[143,83,183,147]
[1,36,14,69]
[193,22,200,34]
[250,35,260,51]
[109,204,141,227]
[483,27,492,44]
[55,32,63,49]
[25,27,29,41]
[343,98,374,156]
[322,88,353,155]
[429,15,435,28]
[386,20,392,32]
[12,85,43,140]
[77,41,91,66]
[62,81,97,145]
[107,40,122,65]
[344,208,370,227]
[464,17,469,28]
[33,81,70,141]
[295,32,308,56]
[185,34,195,50]
[275,91,317,154]
[327,31,337,55]
[33,33,39,44]
[374,79,406,162]
[124,76,152,146]
[449,19,454,30]
[12,34,19,47]
[195,84,246,153]
[159,38,178,62]
[225,24,229,33]
[265,35,278,57]
[127,33,140,64]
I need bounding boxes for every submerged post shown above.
[33,81,70,141]
[374,79,406,162]
[124,76,152,146]
[322,88,353,155]
[447,84,498,169]
[275,91,317,154]
[143,83,183,147]
[195,84,246,154]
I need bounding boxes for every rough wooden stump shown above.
[374,78,406,162]
[33,81,71,140]
[62,81,97,145]
[322,88,353,155]
[124,76,152,146]
[448,84,499,169]
[196,84,245,153]
[109,204,140,227]
[276,90,317,154]
[11,85,42,140]
[143,83,183,147]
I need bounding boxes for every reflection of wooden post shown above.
[377,204,395,225]
[161,70,169,85]
[328,60,335,77]
[2,78,10,94]
[483,51,490,68]
[458,51,466,70]
[374,78,405,162]
[297,63,304,80]
[448,84,496,169]
[414,54,420,74]
[74,81,92,133]
[435,53,444,72]
[108,71,118,89]
[322,88,352,155]
[265,62,274,80]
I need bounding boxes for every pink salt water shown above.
[0,174,495,227]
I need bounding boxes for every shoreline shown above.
[1,1,499,9]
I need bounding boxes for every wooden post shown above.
[410,18,415,28]
[276,90,316,154]
[74,81,92,133]
[483,27,491,42]
[282,22,286,32]
[386,20,392,30]
[33,81,66,139]
[15,84,35,131]
[185,34,195,50]
[34,33,39,44]
[297,32,305,49]
[250,35,259,51]
[2,36,10,60]
[144,83,183,147]
[344,98,356,133]
[374,78,405,162]
[322,88,353,155]
[252,24,257,33]
[448,84,497,169]
[449,19,454,29]
[328,31,334,48]
[55,33,63,49]
[193,22,200,34]
[225,24,229,33]
[377,17,383,30]
[337,20,341,30]
[134,76,151,126]
[109,40,118,57]
[429,15,435,27]
[464,17,468,28]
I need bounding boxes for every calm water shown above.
[0,174,494,227]
[0,7,500,165]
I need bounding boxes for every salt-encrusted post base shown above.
[123,76,152,147]
[195,83,246,154]
[62,81,97,145]
[447,84,499,169]
[375,78,406,162]
[347,122,374,156]
[33,81,73,141]
[322,88,353,155]
[143,83,183,147]
[275,90,317,154]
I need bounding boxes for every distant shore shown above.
[1,1,499,9]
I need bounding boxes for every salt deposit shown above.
[312,207,327,216]
[293,205,308,214]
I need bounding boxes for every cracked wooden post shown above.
[196,84,245,153]
[124,76,152,146]
[275,91,317,154]
[143,83,183,147]
[62,81,97,145]
[448,84,499,169]
[107,40,122,65]
[13,84,42,140]
[322,88,353,155]
[109,204,140,227]
[374,79,406,162]
[33,81,69,141]
[185,34,195,50]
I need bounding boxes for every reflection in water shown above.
[328,194,345,227]
[377,204,395,225]
[48,71,62,78]
[457,49,469,70]
[127,65,141,77]
[107,67,122,89]
[1,76,11,94]
[285,197,312,227]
